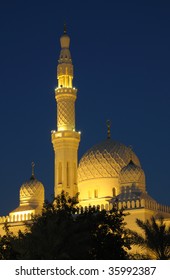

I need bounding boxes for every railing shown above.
[1,199,170,224]
[0,212,33,224]
[113,198,170,213]
[78,199,170,213]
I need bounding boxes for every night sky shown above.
[0,1,170,215]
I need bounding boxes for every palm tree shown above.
[129,216,170,259]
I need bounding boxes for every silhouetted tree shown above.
[17,191,79,259]
[88,207,131,259]
[0,192,131,259]
[0,223,19,259]
[129,216,170,259]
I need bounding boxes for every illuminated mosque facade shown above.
[0,28,170,236]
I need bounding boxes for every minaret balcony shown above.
[51,130,81,141]
[55,87,77,94]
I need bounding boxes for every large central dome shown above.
[78,139,140,183]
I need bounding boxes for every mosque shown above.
[0,28,170,236]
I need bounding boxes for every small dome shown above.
[119,160,145,191]
[20,174,44,207]
[78,139,140,183]
[60,24,70,49]
[60,33,70,49]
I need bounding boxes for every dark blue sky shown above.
[0,0,170,215]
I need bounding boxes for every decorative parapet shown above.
[0,212,33,224]
[0,216,10,224]
[141,199,170,213]
[1,199,169,224]
[111,198,170,213]
[116,199,143,210]
[75,198,170,214]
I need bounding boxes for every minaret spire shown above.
[128,145,134,163]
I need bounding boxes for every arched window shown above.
[94,189,98,198]
[112,187,116,197]
[58,162,62,184]
[105,204,109,211]
[73,162,76,184]
[67,162,70,187]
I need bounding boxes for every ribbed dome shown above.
[78,139,140,183]
[20,175,44,207]
[119,160,145,191]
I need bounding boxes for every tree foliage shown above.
[0,223,17,259]
[129,216,170,259]
[0,192,130,260]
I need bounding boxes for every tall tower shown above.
[51,26,80,198]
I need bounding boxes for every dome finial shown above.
[129,145,133,162]
[64,22,67,34]
[106,120,111,139]
[31,162,35,179]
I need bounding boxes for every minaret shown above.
[51,26,81,198]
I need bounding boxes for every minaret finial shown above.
[129,145,133,162]
[106,120,111,139]
[64,23,67,34]
[31,162,35,179]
